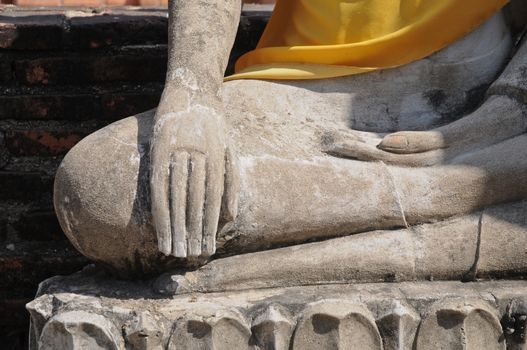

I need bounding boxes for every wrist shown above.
[157,86,222,116]
[165,66,223,97]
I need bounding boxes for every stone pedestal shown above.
[27,267,527,350]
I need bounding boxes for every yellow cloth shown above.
[226,0,508,81]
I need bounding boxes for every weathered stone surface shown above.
[292,301,382,350]
[376,301,419,350]
[488,28,527,103]
[39,311,123,350]
[26,270,527,350]
[153,201,526,295]
[416,299,505,350]
[251,304,294,350]
[168,309,253,350]
[478,201,527,278]
[124,312,165,350]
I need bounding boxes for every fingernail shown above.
[379,135,408,150]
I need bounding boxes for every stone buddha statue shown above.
[53,0,527,295]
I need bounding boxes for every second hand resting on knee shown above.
[150,0,242,259]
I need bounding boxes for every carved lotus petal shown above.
[292,300,383,350]
[39,311,124,350]
[416,298,505,350]
[168,308,254,350]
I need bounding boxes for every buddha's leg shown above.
[54,104,407,274]
[54,110,162,275]
[54,10,519,274]
[219,133,527,253]
[157,135,527,294]
[157,200,527,294]
[55,88,527,277]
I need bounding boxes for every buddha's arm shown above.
[151,0,242,260]
[164,0,242,95]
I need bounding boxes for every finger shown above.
[151,147,172,255]
[354,129,386,141]
[186,153,206,257]
[170,151,189,258]
[202,155,225,257]
[322,129,383,149]
[324,139,444,167]
[378,131,444,154]
[321,130,361,147]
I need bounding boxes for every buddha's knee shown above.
[54,111,166,275]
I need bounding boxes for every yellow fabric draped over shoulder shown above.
[225,0,509,81]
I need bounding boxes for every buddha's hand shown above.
[150,88,226,260]
[322,129,446,167]
[324,95,526,167]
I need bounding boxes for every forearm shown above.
[166,0,242,96]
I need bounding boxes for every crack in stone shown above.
[473,212,484,276]
[463,211,484,282]
[380,161,409,228]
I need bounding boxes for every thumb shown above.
[378,131,444,154]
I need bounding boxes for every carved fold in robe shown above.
[226,0,509,81]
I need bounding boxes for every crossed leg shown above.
[54,74,527,276]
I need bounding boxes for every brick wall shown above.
[0,6,269,349]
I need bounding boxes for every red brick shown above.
[14,57,70,85]
[5,129,86,156]
[140,0,162,5]
[63,0,102,6]
[15,0,61,5]
[15,53,167,86]
[0,257,23,274]
[16,60,52,85]
[0,92,162,121]
[86,54,167,83]
[0,15,65,50]
[15,95,62,119]
[1,95,61,119]
[102,92,160,119]
[68,15,167,49]
[107,0,139,4]
[0,94,105,120]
